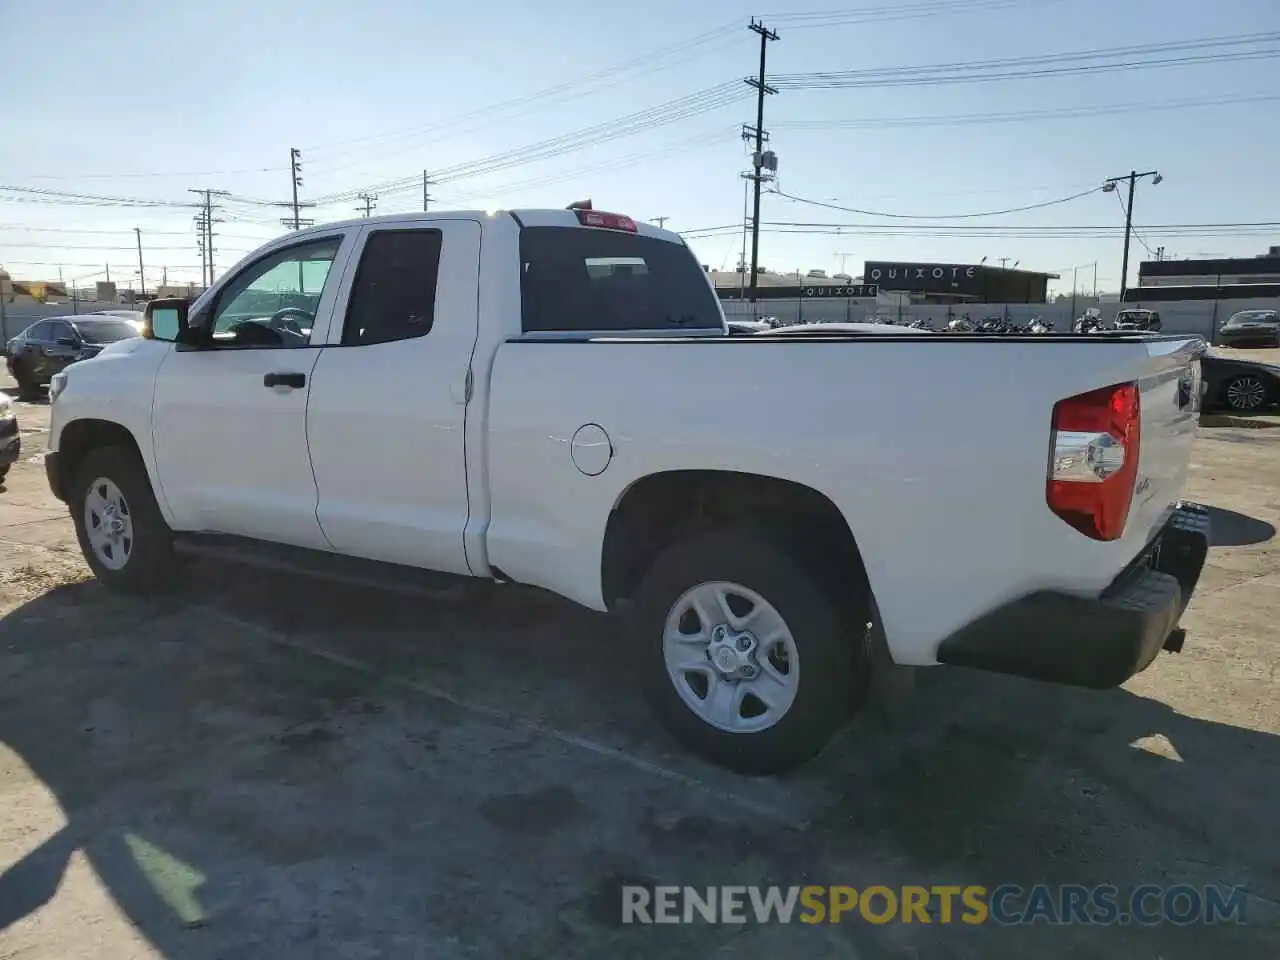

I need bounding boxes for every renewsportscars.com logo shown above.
[621,884,1248,926]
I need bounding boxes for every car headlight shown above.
[48,372,68,404]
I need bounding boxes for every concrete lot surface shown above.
[1,361,1279,959]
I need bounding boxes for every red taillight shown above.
[574,209,637,232]
[1046,381,1141,541]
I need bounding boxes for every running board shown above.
[171,533,485,600]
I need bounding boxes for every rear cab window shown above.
[519,226,724,334]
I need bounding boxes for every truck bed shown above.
[484,332,1204,667]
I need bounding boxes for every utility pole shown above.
[289,148,303,229]
[1103,169,1162,301]
[190,188,209,287]
[738,172,751,296]
[998,257,1011,270]
[423,171,432,212]
[745,18,778,300]
[650,216,670,229]
[276,149,316,233]
[189,188,228,287]
[357,193,378,218]
[134,227,145,295]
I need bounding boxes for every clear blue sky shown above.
[1,0,1277,292]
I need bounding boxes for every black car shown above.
[1218,309,1280,348]
[0,393,18,484]
[1201,354,1280,413]
[4,315,140,397]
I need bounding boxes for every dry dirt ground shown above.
[1,357,1278,959]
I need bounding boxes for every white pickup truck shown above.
[44,206,1210,773]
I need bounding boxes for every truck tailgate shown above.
[1126,336,1203,549]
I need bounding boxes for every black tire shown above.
[632,530,870,775]
[1224,375,1268,412]
[70,445,176,594]
[0,465,9,484]
[13,360,40,400]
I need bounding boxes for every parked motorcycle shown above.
[976,315,1016,334]
[1026,316,1054,334]
[946,316,976,333]
[907,317,937,332]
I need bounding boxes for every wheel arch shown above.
[601,469,871,611]
[52,418,147,502]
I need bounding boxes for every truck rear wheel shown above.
[71,446,176,594]
[633,530,868,774]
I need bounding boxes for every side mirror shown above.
[144,297,189,342]
[55,336,80,348]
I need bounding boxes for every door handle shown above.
[263,371,306,389]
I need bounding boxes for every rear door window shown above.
[519,227,722,333]
[341,229,442,346]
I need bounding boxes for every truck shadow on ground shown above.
[0,575,1277,958]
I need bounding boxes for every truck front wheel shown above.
[633,531,868,774]
[71,446,176,594]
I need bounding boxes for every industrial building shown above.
[1128,247,1280,302]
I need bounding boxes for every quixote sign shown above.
[864,262,985,295]
[802,283,877,299]
[718,283,878,301]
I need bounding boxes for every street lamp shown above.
[1103,169,1162,301]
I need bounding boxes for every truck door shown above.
[151,232,355,547]
[306,219,480,575]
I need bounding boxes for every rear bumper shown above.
[936,502,1211,688]
[1218,328,1280,344]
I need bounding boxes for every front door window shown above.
[204,238,342,347]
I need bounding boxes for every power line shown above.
[0,185,199,208]
[680,219,1280,239]
[762,0,1058,27]
[0,224,207,236]
[0,242,227,251]
[769,184,1104,219]
[772,92,1280,129]
[1,260,207,269]
[424,128,732,208]
[356,193,378,218]
[17,165,285,181]
[769,32,1280,89]
[300,22,741,163]
[307,82,749,206]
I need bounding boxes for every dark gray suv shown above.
[4,315,140,397]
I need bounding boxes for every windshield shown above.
[1227,311,1277,325]
[73,318,142,343]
